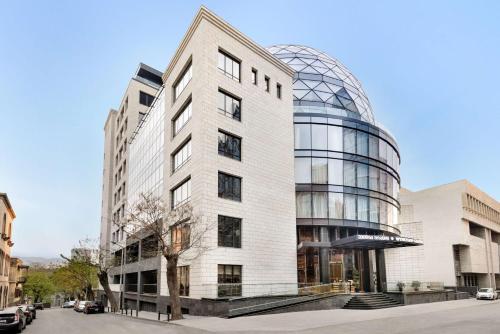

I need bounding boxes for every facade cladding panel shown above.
[268,45,402,289]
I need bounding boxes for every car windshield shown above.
[479,288,491,292]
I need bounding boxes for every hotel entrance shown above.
[297,227,421,292]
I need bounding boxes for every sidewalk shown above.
[172,298,494,332]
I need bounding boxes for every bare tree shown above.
[124,193,210,320]
[74,238,119,311]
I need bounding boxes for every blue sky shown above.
[1,0,499,258]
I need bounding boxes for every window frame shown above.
[218,130,241,161]
[217,89,241,121]
[276,83,282,99]
[173,60,193,101]
[172,97,192,136]
[171,177,192,209]
[217,49,241,82]
[218,171,242,202]
[251,68,258,85]
[264,76,270,92]
[218,215,242,248]
[172,137,192,173]
[139,91,155,107]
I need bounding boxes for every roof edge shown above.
[162,6,294,82]
[0,193,16,219]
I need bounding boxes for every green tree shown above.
[24,271,55,303]
[53,257,98,300]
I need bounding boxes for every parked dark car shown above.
[84,301,105,314]
[0,307,26,333]
[17,305,33,325]
[27,305,36,320]
[33,303,44,310]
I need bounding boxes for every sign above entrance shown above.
[297,234,422,250]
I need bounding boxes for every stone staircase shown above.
[343,293,401,310]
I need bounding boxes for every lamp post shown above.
[111,240,125,312]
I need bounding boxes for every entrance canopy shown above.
[298,234,422,250]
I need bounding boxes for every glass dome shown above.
[267,45,375,125]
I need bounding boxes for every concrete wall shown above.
[159,11,297,299]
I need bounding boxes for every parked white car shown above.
[75,301,89,312]
[476,288,498,300]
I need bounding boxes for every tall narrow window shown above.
[172,179,191,208]
[139,91,155,107]
[173,100,192,135]
[264,76,270,92]
[218,265,242,297]
[174,62,192,100]
[218,215,241,248]
[296,192,312,218]
[177,266,190,296]
[356,163,368,189]
[276,83,282,99]
[217,90,241,121]
[218,50,240,81]
[171,223,190,252]
[251,68,257,85]
[343,128,356,154]
[218,172,241,201]
[218,131,241,160]
[173,140,192,172]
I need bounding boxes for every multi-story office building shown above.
[0,193,15,308]
[100,7,418,313]
[99,64,162,255]
[385,180,500,290]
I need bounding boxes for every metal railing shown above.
[386,281,444,292]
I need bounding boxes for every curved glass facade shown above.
[269,45,401,288]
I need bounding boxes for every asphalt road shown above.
[22,308,207,334]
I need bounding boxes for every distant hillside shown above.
[18,256,63,267]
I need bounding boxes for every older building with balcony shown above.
[8,258,28,306]
[385,180,500,290]
[0,193,15,308]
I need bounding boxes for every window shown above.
[329,193,343,219]
[311,158,327,184]
[177,266,190,296]
[218,172,241,201]
[218,215,241,248]
[369,167,379,191]
[172,179,191,208]
[251,68,257,85]
[312,192,328,218]
[311,124,327,150]
[218,131,241,161]
[171,223,190,251]
[328,159,343,185]
[218,50,240,81]
[357,196,369,221]
[276,83,282,99]
[217,90,241,121]
[343,161,356,187]
[344,194,356,220]
[139,91,155,107]
[343,128,356,154]
[174,63,192,100]
[173,100,192,135]
[356,131,368,156]
[328,126,343,151]
[264,76,270,92]
[357,163,368,189]
[218,265,242,297]
[295,158,311,183]
[173,140,192,172]
[295,124,311,149]
[296,192,312,218]
[370,198,379,223]
[369,135,379,159]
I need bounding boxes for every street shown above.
[20,299,500,333]
[22,308,207,334]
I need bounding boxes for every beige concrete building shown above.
[0,193,15,308]
[385,180,500,290]
[100,7,297,313]
[8,257,28,306]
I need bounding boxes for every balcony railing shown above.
[141,284,157,295]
